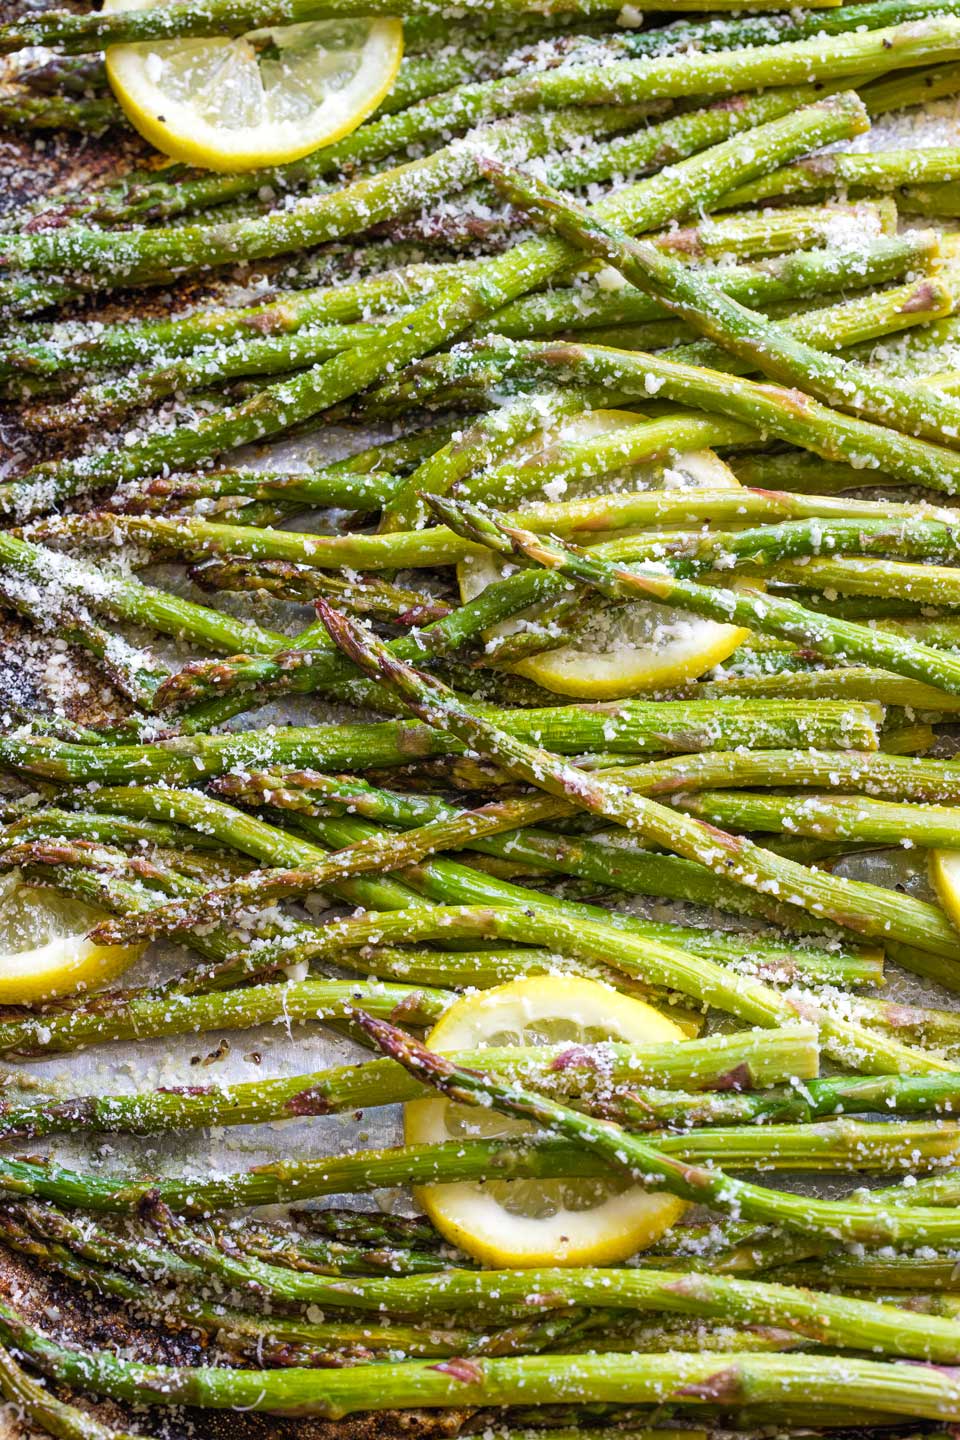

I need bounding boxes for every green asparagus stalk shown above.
[602,0,960,59]
[433,498,960,698]
[23,65,776,235]
[0,529,289,659]
[483,230,940,340]
[0,97,868,518]
[319,591,960,984]
[338,939,883,990]
[388,336,960,495]
[0,696,882,782]
[0,1290,957,1422]
[109,1207,960,1358]
[0,0,846,55]
[15,1059,960,1140]
[483,158,960,447]
[0,90,121,133]
[7,1136,960,1247]
[15,225,921,385]
[0,87,871,283]
[0,1343,143,1440]
[191,561,452,623]
[0,1027,820,1133]
[0,979,448,1057]
[723,147,960,207]
[126,734,960,942]
[2,157,625,514]
[674,789,960,849]
[762,554,960,608]
[352,1012,960,1249]
[649,198,898,260]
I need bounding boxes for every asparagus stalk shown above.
[675,789,960,849]
[0,90,121,133]
[18,783,860,978]
[723,147,960,206]
[649,199,898,260]
[352,1012,960,1248]
[484,230,940,340]
[435,497,960,700]
[0,696,882,781]
[14,1062,960,1142]
[319,592,960,984]
[15,224,919,385]
[602,0,960,59]
[389,336,960,494]
[191,562,452,623]
[131,735,960,941]
[0,1028,820,1134]
[0,97,867,518]
[0,0,847,55]
[107,1208,960,1361]
[2,153,628,515]
[0,1343,142,1440]
[6,1137,960,1245]
[0,88,870,283]
[484,158,960,448]
[24,69,813,233]
[0,1291,957,1422]
[0,979,449,1058]
[339,939,883,989]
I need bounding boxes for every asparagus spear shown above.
[52,263,945,441]
[600,0,960,59]
[483,230,940,340]
[13,224,917,385]
[0,97,867,518]
[0,1290,957,1422]
[106,1206,960,1360]
[14,1062,960,1142]
[383,336,960,494]
[430,497,960,697]
[25,67,817,231]
[483,158,960,447]
[0,86,870,283]
[0,1208,587,1361]
[0,1028,820,1133]
[723,146,960,206]
[0,0,846,55]
[0,147,626,518]
[0,90,121,133]
[318,592,960,982]
[0,979,448,1057]
[112,729,960,942]
[675,789,960,849]
[0,697,882,781]
[7,1137,960,1243]
[0,1343,143,1440]
[353,1012,960,1248]
[333,938,883,989]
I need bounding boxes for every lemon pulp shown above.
[106,3,403,172]
[0,871,146,1003]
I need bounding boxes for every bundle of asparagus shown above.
[9,0,960,1435]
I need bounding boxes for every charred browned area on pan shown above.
[0,1238,477,1437]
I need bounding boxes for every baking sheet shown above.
[1,73,960,1438]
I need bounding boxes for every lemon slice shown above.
[105,3,403,172]
[457,414,750,699]
[0,871,145,1004]
[930,851,960,934]
[405,975,687,1268]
